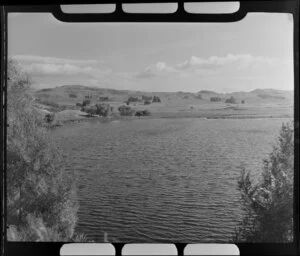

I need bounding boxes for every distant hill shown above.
[34,84,293,109]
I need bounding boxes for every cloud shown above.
[12,55,101,66]
[135,54,276,80]
[176,54,274,70]
[136,62,177,78]
[11,55,110,78]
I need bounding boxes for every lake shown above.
[51,117,290,243]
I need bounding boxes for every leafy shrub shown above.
[44,113,55,123]
[210,97,222,102]
[94,104,113,116]
[82,99,91,107]
[225,96,237,104]
[81,104,113,117]
[127,96,140,103]
[118,105,135,116]
[7,59,83,241]
[69,93,77,98]
[241,100,245,104]
[76,102,82,107]
[99,96,109,102]
[144,100,151,105]
[152,96,161,103]
[142,95,153,101]
[234,122,294,242]
[135,110,151,117]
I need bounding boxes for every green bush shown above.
[152,95,161,103]
[225,96,237,104]
[69,93,77,98]
[127,96,140,103]
[135,110,151,116]
[81,103,113,117]
[82,99,90,106]
[44,113,55,123]
[7,59,84,241]
[234,122,294,242]
[142,95,153,101]
[210,97,222,102]
[118,105,135,116]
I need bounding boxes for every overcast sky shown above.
[8,11,294,92]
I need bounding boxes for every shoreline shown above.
[50,113,293,129]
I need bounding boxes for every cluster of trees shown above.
[152,96,161,103]
[127,96,140,103]
[135,110,151,117]
[98,96,109,102]
[81,104,113,117]
[225,96,237,104]
[235,122,294,242]
[118,105,136,116]
[69,93,77,98]
[116,105,151,116]
[210,97,222,102]
[7,59,87,241]
[76,99,91,107]
[142,95,152,101]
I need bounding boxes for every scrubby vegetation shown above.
[69,93,77,98]
[225,96,237,104]
[44,113,55,123]
[152,95,161,103]
[210,97,222,102]
[235,122,294,242]
[7,59,87,241]
[142,95,153,102]
[82,99,91,107]
[118,105,135,116]
[127,96,140,103]
[81,103,113,117]
[99,96,109,102]
[135,110,151,117]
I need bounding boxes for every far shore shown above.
[49,111,293,129]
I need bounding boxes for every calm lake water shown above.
[51,117,289,243]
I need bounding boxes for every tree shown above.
[69,93,77,98]
[118,105,135,116]
[225,96,237,104]
[235,122,294,242]
[152,95,161,103]
[7,59,82,241]
[210,97,222,102]
[135,110,151,116]
[81,104,113,117]
[82,99,90,106]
